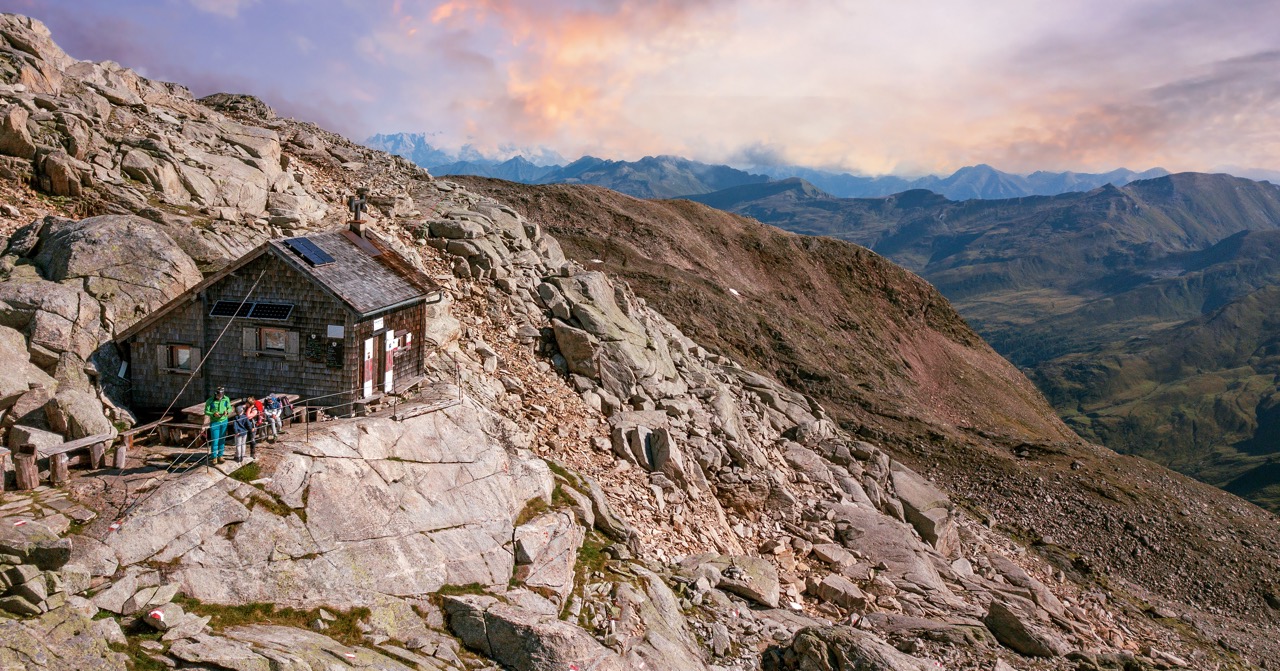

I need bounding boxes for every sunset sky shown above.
[5,0,1278,175]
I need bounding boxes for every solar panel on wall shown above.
[284,238,335,266]
[248,303,294,320]
[210,300,254,317]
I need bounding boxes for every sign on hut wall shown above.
[306,333,345,369]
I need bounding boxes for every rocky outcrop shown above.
[0,604,128,670]
[106,402,550,607]
[984,600,1071,658]
[168,625,430,671]
[890,462,959,557]
[0,213,202,441]
[27,214,201,328]
[0,515,73,616]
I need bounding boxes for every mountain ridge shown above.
[363,133,1184,201]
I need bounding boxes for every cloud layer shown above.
[9,0,1279,174]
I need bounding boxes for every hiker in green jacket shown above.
[204,386,232,464]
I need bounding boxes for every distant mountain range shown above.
[683,172,1280,512]
[362,133,1177,201]
[749,164,1172,199]
[364,133,567,175]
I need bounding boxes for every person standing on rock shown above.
[230,404,254,463]
[204,386,232,464]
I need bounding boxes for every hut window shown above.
[169,345,193,370]
[260,327,288,352]
[157,344,200,374]
[243,326,300,361]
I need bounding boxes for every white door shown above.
[362,337,375,398]
[383,333,396,393]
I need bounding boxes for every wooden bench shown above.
[157,422,207,446]
[116,416,173,469]
[17,432,117,488]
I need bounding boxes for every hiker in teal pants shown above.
[204,386,232,464]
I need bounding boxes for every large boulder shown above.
[0,325,55,409]
[890,463,959,557]
[443,594,626,671]
[986,554,1066,619]
[44,388,114,439]
[513,511,583,604]
[0,105,35,159]
[0,604,129,670]
[684,554,781,608]
[816,574,870,611]
[983,600,1071,658]
[36,150,89,198]
[827,504,950,597]
[546,272,677,399]
[762,625,937,671]
[29,214,202,333]
[6,423,62,451]
[0,517,71,569]
[0,274,104,359]
[0,15,74,95]
[120,149,188,202]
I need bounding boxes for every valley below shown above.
[679,176,1280,513]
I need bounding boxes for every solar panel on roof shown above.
[284,237,335,266]
[210,300,254,317]
[248,302,294,320]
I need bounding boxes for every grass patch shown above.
[228,461,261,484]
[246,493,294,518]
[576,534,608,575]
[562,531,614,622]
[172,595,371,647]
[514,483,576,527]
[108,618,169,670]
[545,460,581,488]
[435,583,489,597]
[514,496,550,526]
[551,483,575,508]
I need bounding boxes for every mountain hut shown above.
[113,224,443,414]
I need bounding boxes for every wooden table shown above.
[181,394,301,424]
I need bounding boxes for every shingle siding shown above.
[198,253,355,407]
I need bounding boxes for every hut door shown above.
[362,337,375,398]
[383,333,395,393]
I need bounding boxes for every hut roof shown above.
[270,231,436,317]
